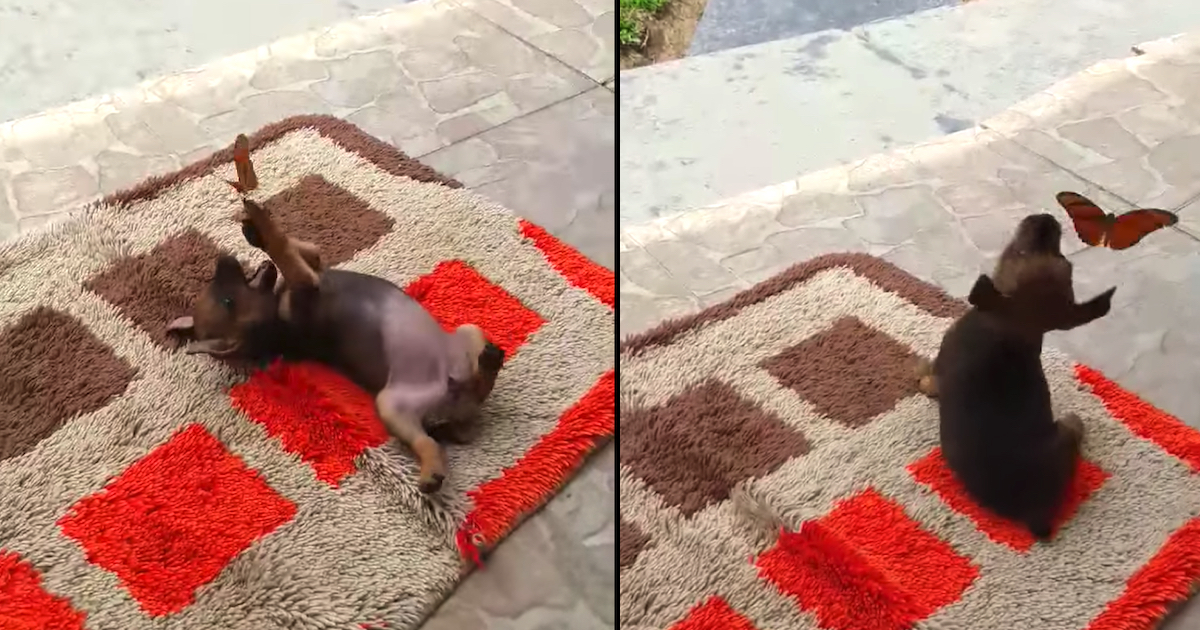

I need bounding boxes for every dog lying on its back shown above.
[917,214,1115,539]
[166,137,504,494]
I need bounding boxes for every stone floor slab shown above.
[621,128,1134,308]
[0,0,604,227]
[425,445,614,629]
[622,0,1200,224]
[618,27,979,225]
[0,0,409,125]
[422,86,614,270]
[689,0,950,57]
[1173,196,1200,240]
[854,0,1200,129]
[858,0,1200,211]
[978,53,1200,211]
[452,0,614,84]
[1052,227,1200,429]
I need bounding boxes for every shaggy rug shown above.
[0,115,614,629]
[618,253,1200,630]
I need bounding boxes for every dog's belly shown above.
[311,271,465,414]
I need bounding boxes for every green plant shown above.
[620,0,670,47]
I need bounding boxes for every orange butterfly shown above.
[225,133,258,194]
[1056,191,1178,250]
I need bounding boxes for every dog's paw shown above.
[418,473,446,494]
[914,357,931,376]
[1058,412,1085,445]
[479,342,505,372]
[914,358,938,398]
[918,375,938,398]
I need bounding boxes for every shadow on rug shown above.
[0,115,614,629]
[619,252,1200,630]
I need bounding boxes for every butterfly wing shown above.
[1056,191,1112,247]
[1106,208,1178,250]
[226,134,258,193]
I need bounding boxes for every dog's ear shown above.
[967,274,1009,313]
[248,261,277,293]
[166,315,194,335]
[241,218,265,250]
[1054,286,1116,331]
[213,254,246,286]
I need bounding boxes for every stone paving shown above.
[0,0,615,627]
[620,0,1200,224]
[620,31,1200,627]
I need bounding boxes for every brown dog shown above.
[916,213,1114,539]
[167,139,503,494]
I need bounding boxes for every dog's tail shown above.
[731,483,785,547]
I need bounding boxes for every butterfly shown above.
[225,133,258,194]
[1056,191,1178,250]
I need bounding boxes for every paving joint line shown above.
[447,0,608,89]
[975,120,1149,210]
[971,125,1200,247]
[414,82,600,158]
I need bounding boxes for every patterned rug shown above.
[0,115,614,629]
[618,253,1200,630]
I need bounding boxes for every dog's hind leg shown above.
[376,388,447,494]
[1056,412,1085,449]
[453,324,505,403]
[427,326,505,445]
[1024,413,1086,541]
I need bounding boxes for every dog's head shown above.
[166,255,282,358]
[968,213,1115,334]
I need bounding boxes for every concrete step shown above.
[619,0,1200,225]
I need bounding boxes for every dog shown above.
[916,213,1115,539]
[166,137,504,494]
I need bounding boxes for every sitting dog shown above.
[916,213,1115,539]
[166,138,504,494]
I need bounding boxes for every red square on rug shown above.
[230,360,389,487]
[404,260,545,358]
[908,447,1109,552]
[0,550,86,629]
[58,424,296,616]
[670,595,759,630]
[757,487,978,630]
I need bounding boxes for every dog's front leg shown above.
[376,390,447,494]
[240,199,320,290]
